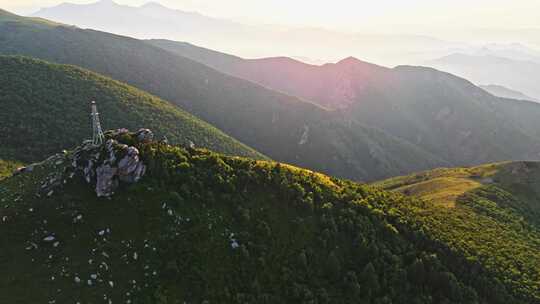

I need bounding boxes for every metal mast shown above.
[91,101,105,146]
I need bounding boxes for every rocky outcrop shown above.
[39,128,152,198]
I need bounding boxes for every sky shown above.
[3,0,540,33]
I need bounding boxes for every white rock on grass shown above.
[43,236,56,242]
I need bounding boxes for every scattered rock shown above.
[298,125,310,145]
[43,236,56,242]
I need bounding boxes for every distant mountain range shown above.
[3,9,540,180]
[148,39,540,166]
[426,53,540,101]
[1,9,449,181]
[31,0,465,65]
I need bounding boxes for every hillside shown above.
[0,10,449,181]
[0,56,264,163]
[149,39,540,168]
[375,161,540,301]
[0,130,538,303]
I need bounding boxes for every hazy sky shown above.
[4,0,540,33]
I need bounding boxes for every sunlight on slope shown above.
[374,162,505,207]
[392,177,482,208]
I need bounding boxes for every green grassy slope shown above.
[0,132,537,303]
[149,39,540,168]
[0,10,448,181]
[375,162,540,301]
[0,56,264,163]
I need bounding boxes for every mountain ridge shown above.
[149,39,540,168]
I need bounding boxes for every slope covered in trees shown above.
[0,131,538,303]
[0,56,264,163]
[375,162,540,302]
[149,39,540,168]
[0,10,447,181]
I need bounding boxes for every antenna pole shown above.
[91,101,105,145]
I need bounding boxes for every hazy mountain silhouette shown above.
[32,0,463,65]
[480,84,538,102]
[149,39,540,167]
[427,53,540,101]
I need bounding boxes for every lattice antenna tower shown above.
[91,101,105,145]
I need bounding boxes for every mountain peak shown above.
[141,1,168,9]
[337,56,362,65]
[95,0,118,6]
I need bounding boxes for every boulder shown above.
[136,129,154,143]
[95,164,119,197]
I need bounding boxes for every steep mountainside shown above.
[148,40,388,110]
[0,131,538,303]
[0,10,448,181]
[149,39,540,168]
[0,56,264,163]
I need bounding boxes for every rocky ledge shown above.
[38,128,155,198]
